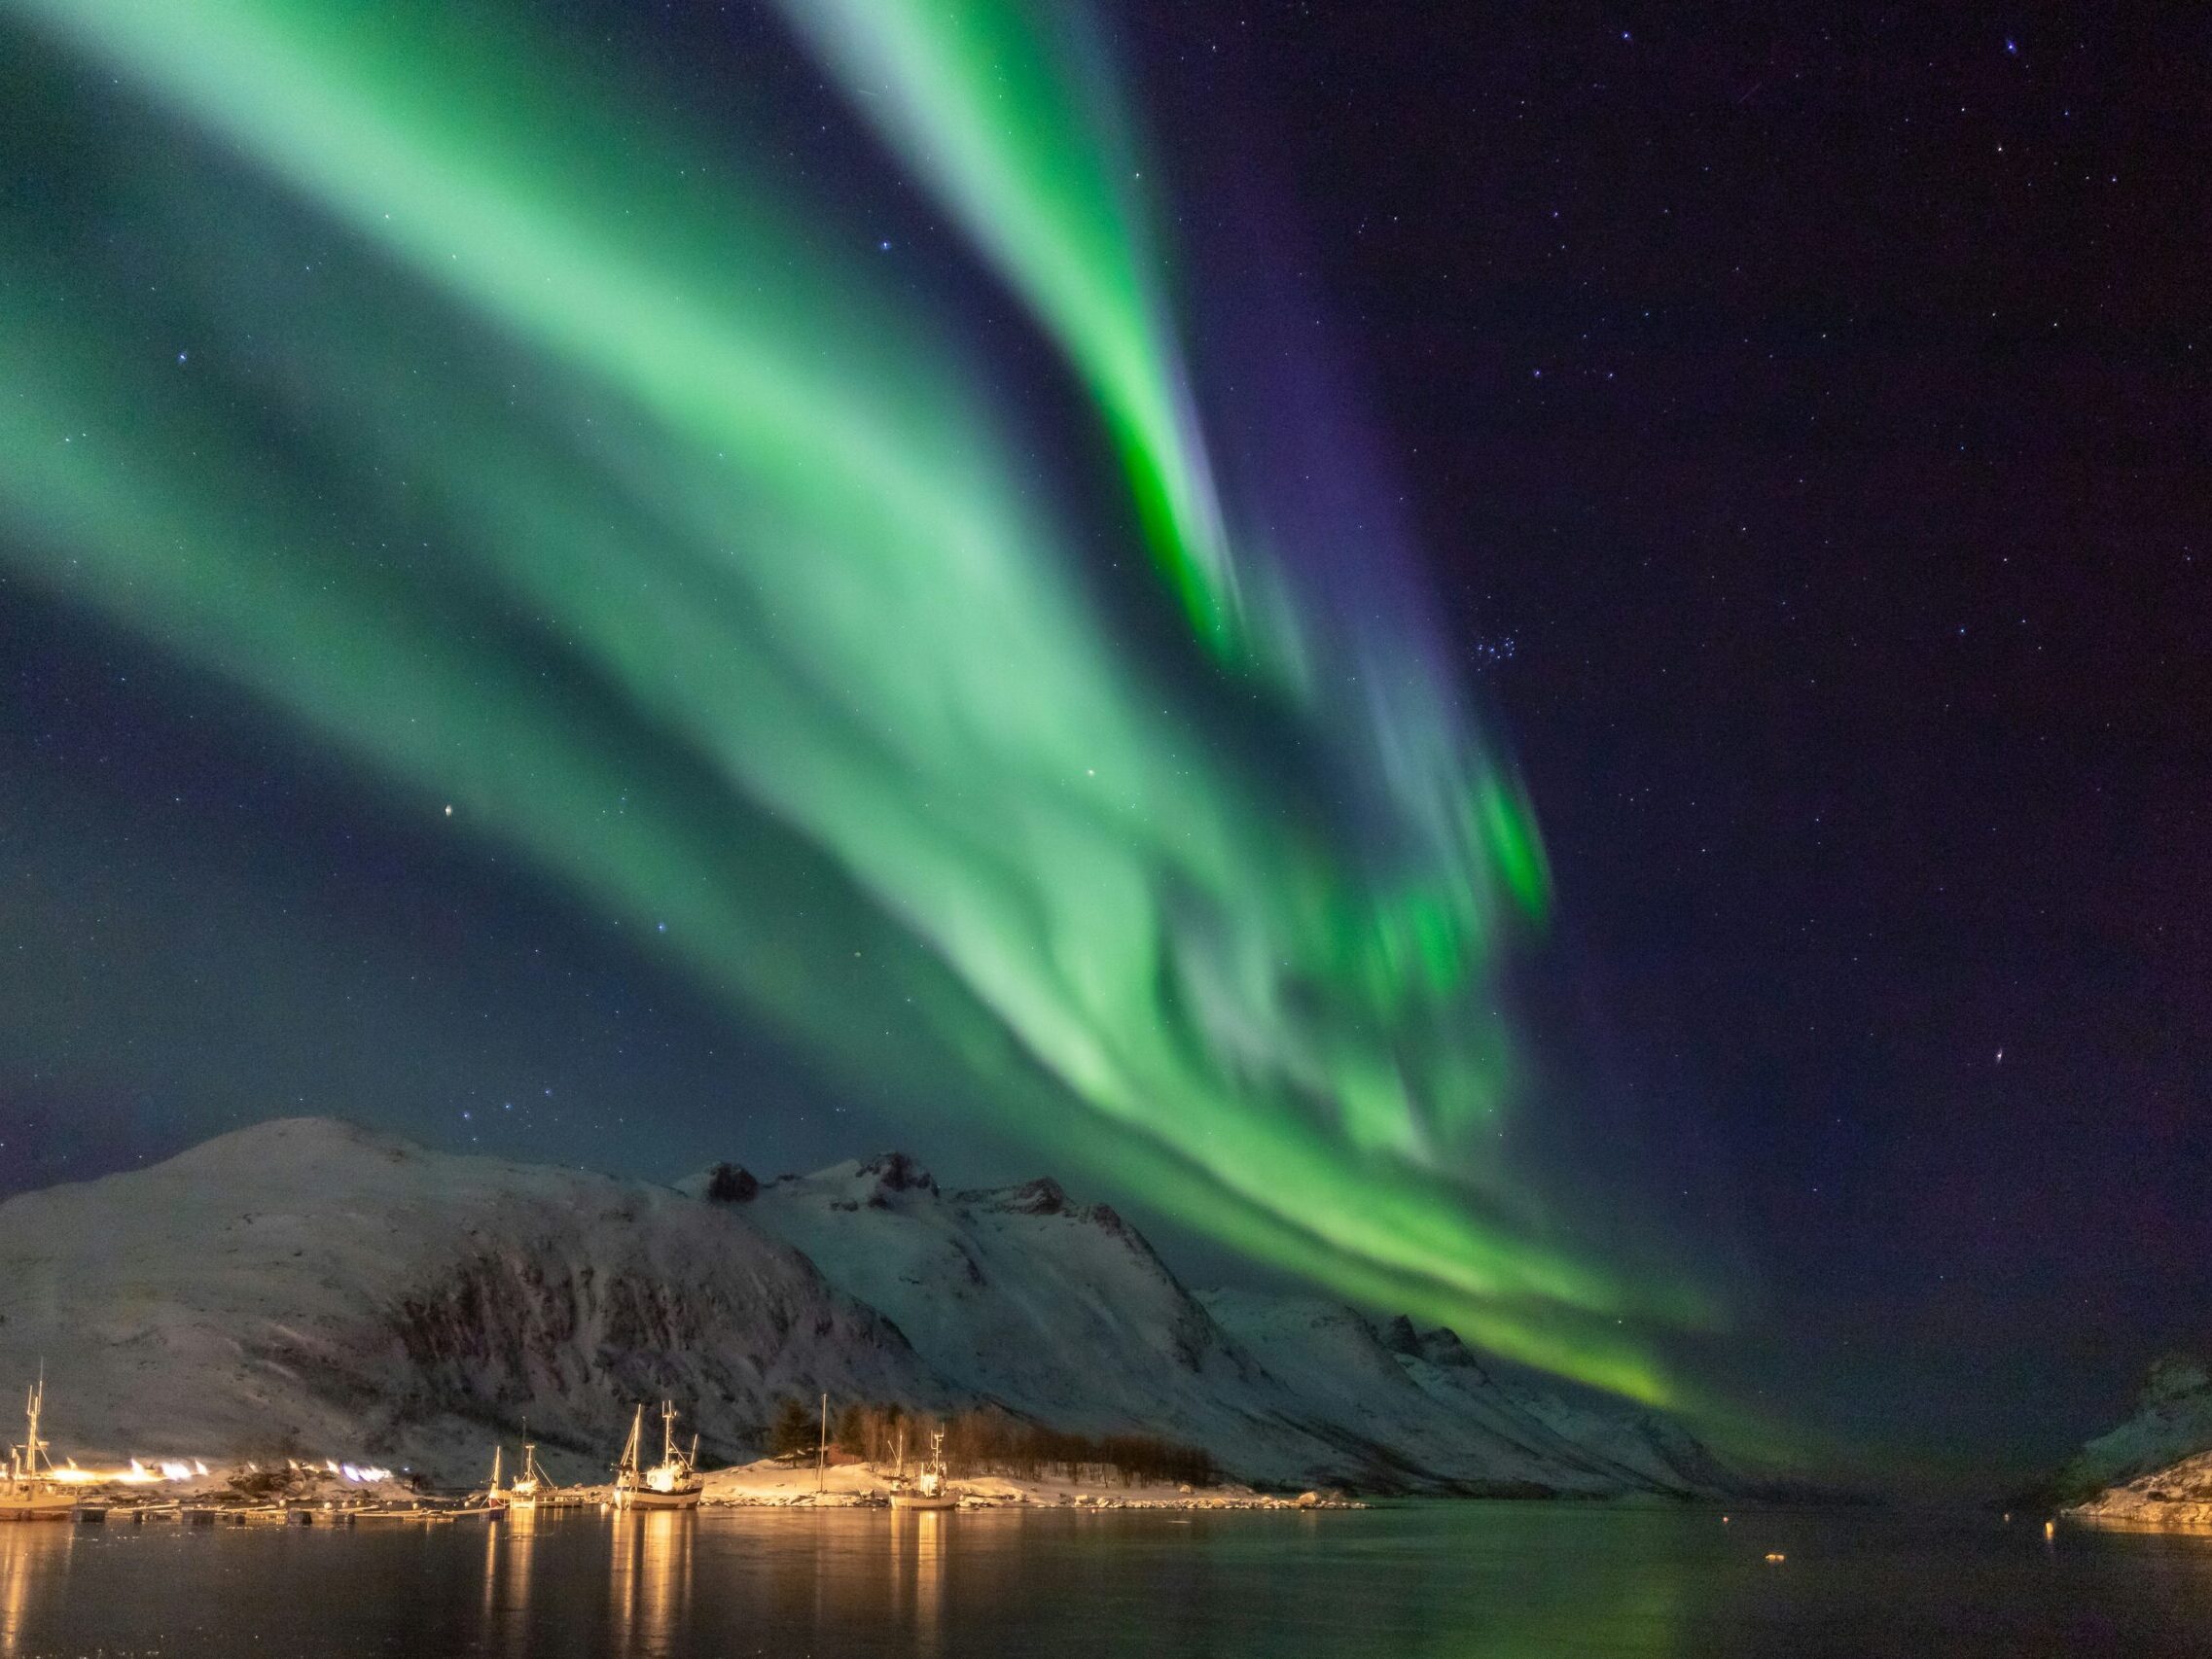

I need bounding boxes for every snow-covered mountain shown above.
[702,1152,1732,1495]
[0,1120,1734,1495]
[2056,1354,2212,1509]
[0,1119,946,1478]
[1199,1292,1731,1495]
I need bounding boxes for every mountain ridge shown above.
[0,1117,1736,1496]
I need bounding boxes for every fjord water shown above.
[4,1504,2209,1657]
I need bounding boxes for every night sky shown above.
[3,2,2205,1494]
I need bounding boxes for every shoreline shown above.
[692,1457,1364,1510]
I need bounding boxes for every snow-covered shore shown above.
[690,1457,1355,1510]
[2067,1448,2212,1531]
[2054,1355,2212,1529]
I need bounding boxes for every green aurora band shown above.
[767,0,1241,654]
[0,0,1717,1404]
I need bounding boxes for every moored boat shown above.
[473,1443,509,1518]
[888,1428,956,1511]
[504,1433,552,1509]
[611,1402,702,1511]
[1,1376,82,1522]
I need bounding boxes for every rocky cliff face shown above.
[725,1156,1290,1458]
[0,1119,1735,1495]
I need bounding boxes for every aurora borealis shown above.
[0,0,1707,1406]
[7,0,2209,1496]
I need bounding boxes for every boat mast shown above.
[23,1371,47,1480]
[660,1401,678,1467]
[619,1403,644,1479]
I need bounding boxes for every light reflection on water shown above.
[609,1509,692,1652]
[0,1524,70,1657]
[902,1508,947,1652]
[5,1503,2212,1657]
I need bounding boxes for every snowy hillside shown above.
[727,1158,1287,1446]
[724,1153,1735,1496]
[0,1120,1735,1495]
[1200,1293,1729,1496]
[0,1119,945,1479]
[2068,1447,2212,1528]
[2057,1355,2212,1507]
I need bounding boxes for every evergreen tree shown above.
[768,1395,814,1459]
[834,1403,868,1459]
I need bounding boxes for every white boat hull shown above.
[888,1492,956,1511]
[0,1488,78,1522]
[612,1487,701,1511]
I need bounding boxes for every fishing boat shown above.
[888,1428,956,1511]
[504,1433,552,1508]
[611,1402,702,1511]
[2,1375,82,1522]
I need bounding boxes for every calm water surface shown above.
[3,1502,2208,1657]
